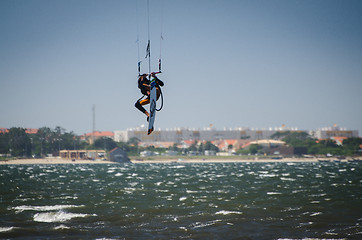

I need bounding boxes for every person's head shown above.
[138,74,148,81]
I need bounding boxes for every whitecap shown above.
[215,210,242,215]
[33,211,94,223]
[13,205,83,213]
[191,219,222,229]
[267,192,282,195]
[260,174,277,178]
[170,165,185,169]
[115,173,123,177]
[54,224,70,230]
[296,222,313,228]
[186,190,198,194]
[179,196,187,201]
[0,227,16,232]
[280,177,296,181]
[95,238,119,240]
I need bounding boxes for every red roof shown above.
[0,128,38,134]
[0,128,8,133]
[26,128,38,134]
[331,136,347,145]
[83,131,114,137]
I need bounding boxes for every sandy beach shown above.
[0,158,116,165]
[131,157,362,164]
[1,156,360,165]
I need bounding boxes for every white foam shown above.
[215,210,242,215]
[34,211,94,223]
[191,219,222,229]
[280,177,296,181]
[0,227,15,232]
[260,174,277,178]
[170,165,185,169]
[13,205,83,213]
[267,192,282,195]
[54,224,70,230]
[179,196,187,201]
[310,212,322,217]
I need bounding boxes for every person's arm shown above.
[154,76,164,86]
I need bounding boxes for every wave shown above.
[33,211,95,223]
[215,210,243,215]
[0,227,16,233]
[267,192,282,195]
[12,205,83,213]
[53,224,71,230]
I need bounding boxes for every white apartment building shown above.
[114,125,359,143]
[114,126,300,143]
[312,125,359,139]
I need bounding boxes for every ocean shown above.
[1,161,361,239]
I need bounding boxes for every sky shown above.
[1,0,361,135]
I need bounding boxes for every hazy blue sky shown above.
[1,0,361,135]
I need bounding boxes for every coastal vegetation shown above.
[270,131,362,156]
[0,127,361,159]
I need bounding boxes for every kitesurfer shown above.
[134,72,164,120]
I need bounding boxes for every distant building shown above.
[81,131,114,144]
[109,147,130,163]
[25,128,38,134]
[114,126,298,143]
[59,150,106,160]
[140,150,155,157]
[0,128,38,134]
[115,125,359,143]
[311,125,359,140]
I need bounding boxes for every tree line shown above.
[0,127,220,158]
[269,131,361,156]
[0,127,84,158]
[1,127,361,159]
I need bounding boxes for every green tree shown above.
[342,137,362,155]
[204,141,219,152]
[198,142,204,153]
[249,144,262,155]
[93,137,118,151]
[188,141,198,152]
[169,143,179,152]
[0,132,9,155]
[7,128,31,157]
[34,127,53,157]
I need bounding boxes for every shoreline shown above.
[130,155,362,164]
[1,156,360,165]
[0,158,116,165]
[131,158,360,164]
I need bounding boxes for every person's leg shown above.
[135,98,150,117]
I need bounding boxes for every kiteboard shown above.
[147,76,157,135]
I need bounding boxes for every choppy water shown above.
[1,162,361,239]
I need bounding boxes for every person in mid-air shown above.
[135,72,164,120]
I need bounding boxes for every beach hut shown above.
[109,148,130,163]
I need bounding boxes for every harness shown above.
[137,77,164,112]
